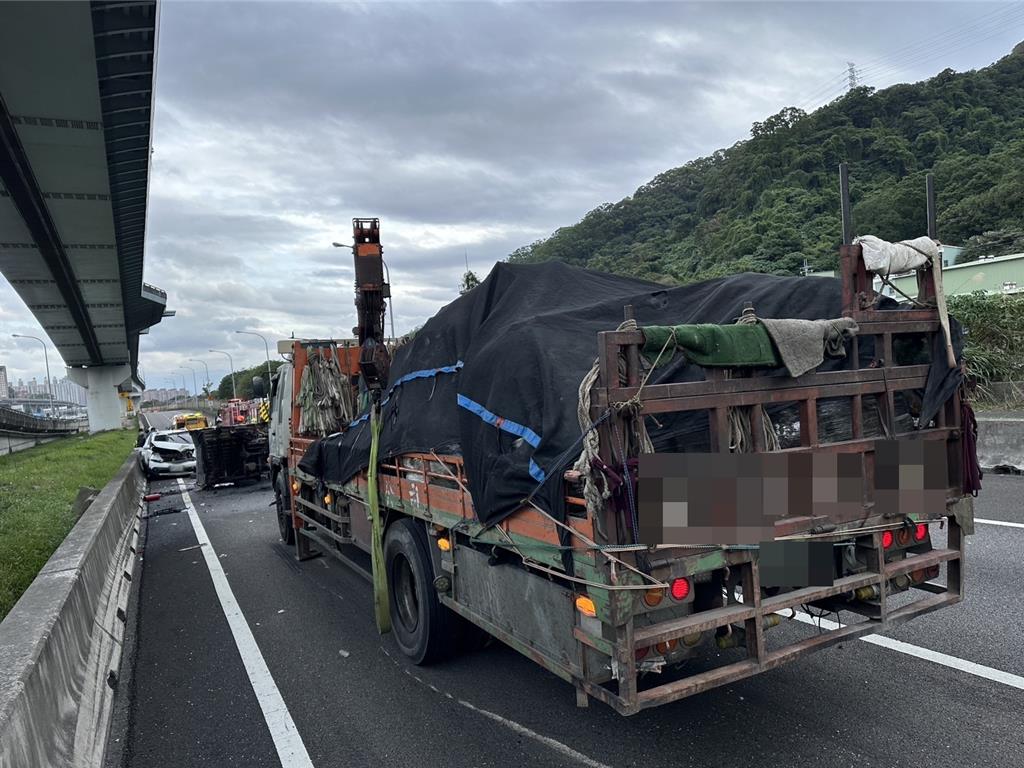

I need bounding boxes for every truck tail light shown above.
[881,530,894,549]
[636,646,649,661]
[914,523,928,541]
[896,528,912,546]
[670,577,690,601]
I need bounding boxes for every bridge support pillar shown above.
[68,365,131,433]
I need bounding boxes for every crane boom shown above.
[351,218,390,390]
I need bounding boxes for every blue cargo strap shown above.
[348,361,463,428]
[456,394,547,483]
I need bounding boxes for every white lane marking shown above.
[791,611,1024,691]
[377,645,608,768]
[976,518,1024,529]
[457,698,613,768]
[177,479,315,768]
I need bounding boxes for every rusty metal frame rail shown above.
[582,516,965,714]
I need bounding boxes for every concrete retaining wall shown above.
[0,430,62,456]
[976,412,1024,472]
[0,455,143,767]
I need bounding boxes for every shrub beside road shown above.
[0,429,136,619]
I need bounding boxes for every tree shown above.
[459,270,481,294]
[506,42,1024,283]
[216,360,284,400]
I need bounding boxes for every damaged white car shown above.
[138,429,196,479]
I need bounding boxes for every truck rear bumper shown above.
[578,517,965,715]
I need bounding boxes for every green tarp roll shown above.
[642,324,781,368]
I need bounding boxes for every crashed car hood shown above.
[152,441,193,454]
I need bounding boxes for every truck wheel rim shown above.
[393,554,420,633]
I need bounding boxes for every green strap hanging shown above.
[368,404,391,634]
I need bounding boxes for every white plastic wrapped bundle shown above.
[854,235,938,276]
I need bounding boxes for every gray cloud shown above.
[1,1,1017,388]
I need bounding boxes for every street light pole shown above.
[235,330,273,386]
[209,349,236,399]
[12,333,54,416]
[179,365,198,410]
[188,358,211,401]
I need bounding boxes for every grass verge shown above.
[0,429,136,620]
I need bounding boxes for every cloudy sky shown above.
[1,1,1022,391]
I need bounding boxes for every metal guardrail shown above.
[0,405,86,434]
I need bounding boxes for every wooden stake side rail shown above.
[596,364,932,409]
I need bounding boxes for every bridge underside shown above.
[0,1,164,431]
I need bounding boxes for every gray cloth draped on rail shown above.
[760,317,860,377]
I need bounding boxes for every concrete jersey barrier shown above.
[976,411,1024,472]
[0,454,143,767]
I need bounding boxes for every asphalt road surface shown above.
[110,473,1024,768]
[138,410,181,430]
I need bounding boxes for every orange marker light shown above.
[437,537,452,552]
[323,494,332,505]
[643,588,665,608]
[575,595,597,618]
[655,638,678,655]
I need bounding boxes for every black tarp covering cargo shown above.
[299,262,961,527]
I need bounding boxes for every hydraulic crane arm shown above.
[351,218,391,390]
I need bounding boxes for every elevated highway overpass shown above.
[0,0,166,431]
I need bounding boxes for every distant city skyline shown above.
[0,365,88,405]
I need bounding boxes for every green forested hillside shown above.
[510,43,1024,282]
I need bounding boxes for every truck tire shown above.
[384,518,452,665]
[275,474,295,545]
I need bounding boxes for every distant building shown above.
[939,244,963,268]
[142,387,187,403]
[805,244,1023,299]
[0,365,8,399]
[879,252,1024,299]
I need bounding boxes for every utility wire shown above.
[860,9,1024,84]
[796,3,1024,111]
[855,2,1019,76]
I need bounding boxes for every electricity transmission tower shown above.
[847,61,860,89]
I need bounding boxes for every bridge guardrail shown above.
[0,406,85,434]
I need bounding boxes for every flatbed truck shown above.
[266,212,975,715]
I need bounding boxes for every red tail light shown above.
[881,530,894,549]
[670,577,691,601]
[914,523,928,541]
[636,646,649,661]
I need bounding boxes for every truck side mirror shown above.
[252,376,266,398]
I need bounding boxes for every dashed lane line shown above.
[792,611,1024,691]
[976,518,1024,529]
[177,479,315,768]
[382,647,612,768]
[457,698,614,768]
